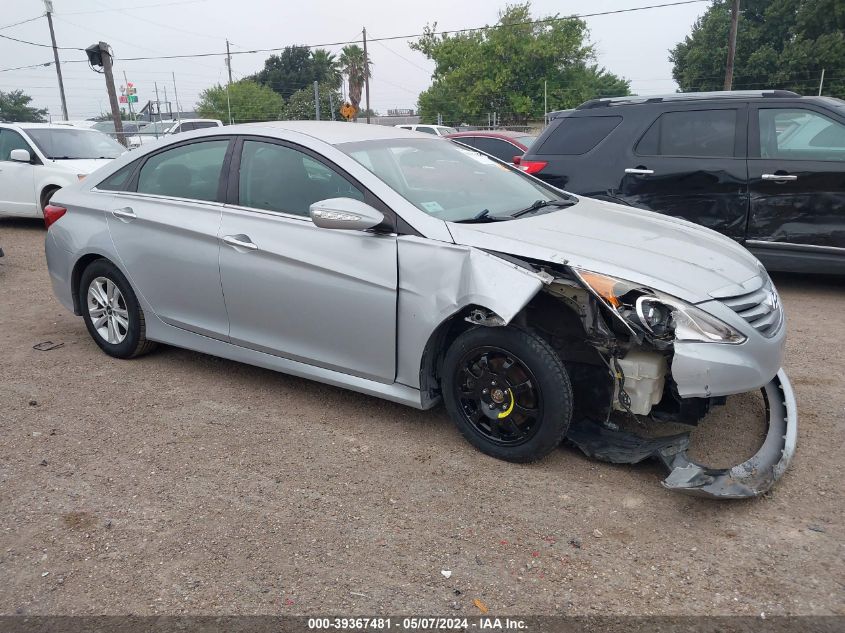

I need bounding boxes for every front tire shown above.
[79,259,156,359]
[442,327,573,463]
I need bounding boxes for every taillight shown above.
[44,205,67,229]
[518,159,548,175]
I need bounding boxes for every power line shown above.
[0,14,44,31]
[0,31,83,50]
[59,0,207,15]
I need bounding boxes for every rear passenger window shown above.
[97,162,137,191]
[535,116,621,155]
[136,139,229,201]
[470,137,520,162]
[637,110,736,157]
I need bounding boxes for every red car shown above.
[445,130,537,165]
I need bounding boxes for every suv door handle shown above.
[112,207,136,221]
[762,173,798,182]
[624,167,654,175]
[222,234,258,251]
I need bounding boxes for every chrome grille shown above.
[719,281,783,337]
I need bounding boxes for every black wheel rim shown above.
[454,345,543,447]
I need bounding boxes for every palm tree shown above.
[311,48,341,90]
[339,44,372,112]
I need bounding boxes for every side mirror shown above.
[10,149,31,163]
[310,197,385,231]
[512,155,522,165]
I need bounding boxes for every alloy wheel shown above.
[87,276,129,345]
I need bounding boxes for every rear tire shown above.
[79,259,157,359]
[40,186,60,217]
[442,327,573,463]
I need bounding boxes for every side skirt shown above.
[144,313,430,410]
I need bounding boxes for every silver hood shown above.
[447,197,762,304]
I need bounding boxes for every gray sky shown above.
[0,0,709,120]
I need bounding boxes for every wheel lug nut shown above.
[482,388,488,394]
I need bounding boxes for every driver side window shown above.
[237,140,364,217]
[0,129,33,161]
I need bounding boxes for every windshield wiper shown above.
[511,198,576,218]
[452,208,509,224]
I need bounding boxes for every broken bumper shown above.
[567,369,797,499]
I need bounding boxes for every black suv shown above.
[521,91,845,274]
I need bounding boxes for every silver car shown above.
[44,122,797,498]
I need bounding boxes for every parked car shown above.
[127,119,224,148]
[44,122,796,498]
[92,120,146,139]
[446,130,537,164]
[0,123,124,218]
[394,124,457,136]
[521,90,845,274]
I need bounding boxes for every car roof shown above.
[0,122,101,131]
[240,120,436,144]
[447,130,532,140]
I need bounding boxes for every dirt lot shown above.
[1,217,843,616]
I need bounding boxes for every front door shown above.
[0,129,37,217]
[219,138,398,382]
[747,104,845,268]
[619,106,749,240]
[106,137,232,338]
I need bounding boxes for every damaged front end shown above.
[520,262,797,499]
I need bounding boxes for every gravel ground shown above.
[1,217,843,616]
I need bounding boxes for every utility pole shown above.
[723,0,740,91]
[818,68,826,96]
[99,42,125,146]
[226,39,233,86]
[44,1,68,120]
[544,80,548,126]
[314,81,321,121]
[328,92,335,120]
[362,27,371,124]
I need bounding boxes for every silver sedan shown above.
[44,122,796,498]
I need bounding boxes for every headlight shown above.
[575,269,746,344]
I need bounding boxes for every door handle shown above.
[762,173,798,182]
[222,234,258,251]
[624,167,654,175]
[112,207,136,221]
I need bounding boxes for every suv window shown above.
[467,137,520,162]
[0,129,33,161]
[759,108,845,161]
[416,126,437,135]
[535,116,621,155]
[136,139,229,201]
[238,140,363,217]
[637,109,736,157]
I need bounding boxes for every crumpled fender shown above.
[394,236,547,390]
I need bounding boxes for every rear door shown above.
[746,103,845,268]
[618,106,749,240]
[0,129,38,217]
[218,137,398,382]
[105,137,233,338]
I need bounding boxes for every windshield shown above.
[338,138,572,222]
[26,129,125,159]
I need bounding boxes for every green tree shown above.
[410,2,629,125]
[284,84,343,120]
[339,44,372,112]
[196,80,284,123]
[311,48,342,90]
[249,46,315,97]
[670,0,845,97]
[0,90,47,122]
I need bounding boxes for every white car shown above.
[0,123,125,219]
[127,118,223,149]
[394,124,458,136]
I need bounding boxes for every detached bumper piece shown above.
[566,370,797,499]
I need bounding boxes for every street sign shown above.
[119,95,127,103]
[340,102,357,120]
[128,95,138,103]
